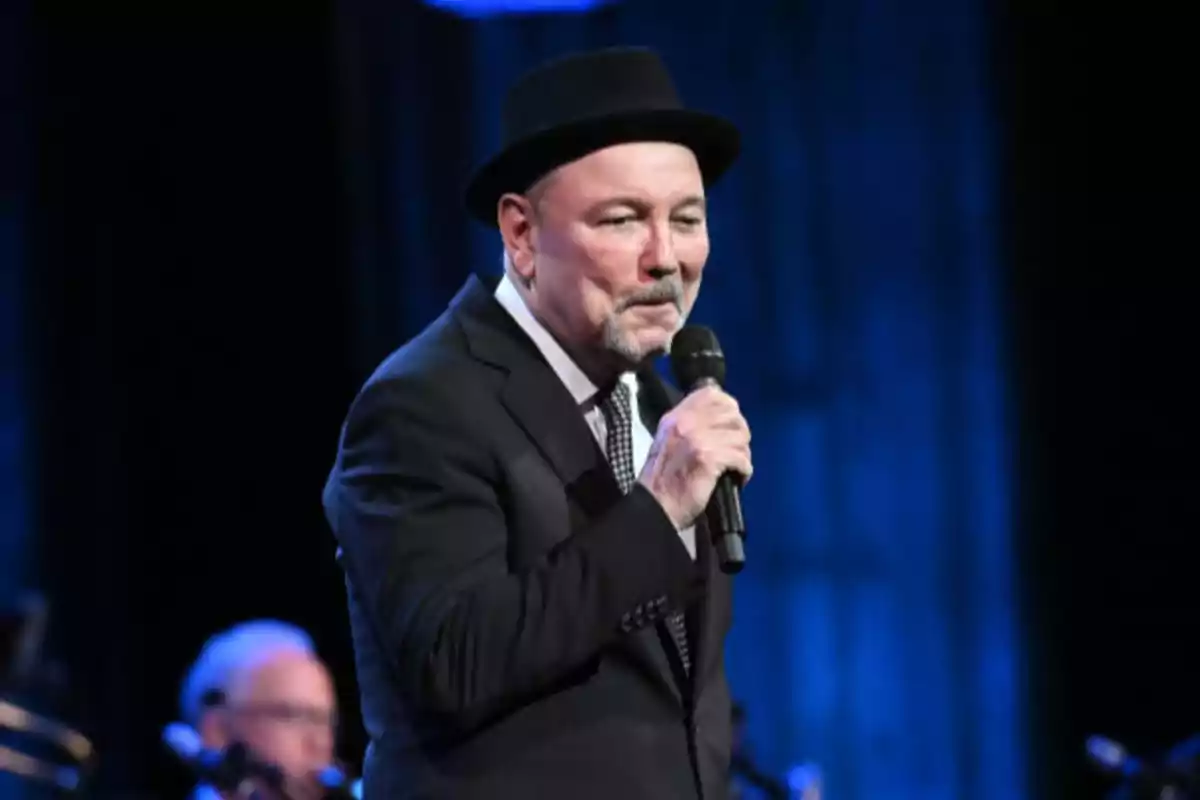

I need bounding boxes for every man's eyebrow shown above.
[586,195,707,214]
[674,195,706,213]
[588,196,648,213]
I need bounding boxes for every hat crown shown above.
[502,47,683,145]
[465,46,739,226]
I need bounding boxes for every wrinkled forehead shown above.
[538,141,705,209]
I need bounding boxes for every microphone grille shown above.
[670,325,725,388]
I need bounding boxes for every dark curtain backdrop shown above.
[27,3,1194,800]
[2,0,31,606]
[335,2,1021,798]
[22,1,1029,797]
[27,5,360,797]
[17,2,1197,798]
[2,1,32,797]
[1002,6,1200,799]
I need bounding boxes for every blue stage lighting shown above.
[422,0,611,16]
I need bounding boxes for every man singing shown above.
[323,46,751,799]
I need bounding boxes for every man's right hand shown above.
[637,386,753,531]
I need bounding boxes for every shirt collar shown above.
[496,272,637,408]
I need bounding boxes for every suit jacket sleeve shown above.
[325,375,701,732]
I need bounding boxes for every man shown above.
[323,46,751,799]
[177,620,339,800]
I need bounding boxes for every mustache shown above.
[616,279,685,312]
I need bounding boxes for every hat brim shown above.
[465,108,741,226]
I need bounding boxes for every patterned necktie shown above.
[599,379,691,676]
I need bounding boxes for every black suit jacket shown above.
[323,275,734,799]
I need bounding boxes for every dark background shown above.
[1002,4,1193,798]
[3,0,1192,798]
[27,2,363,793]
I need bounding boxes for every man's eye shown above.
[600,215,637,227]
[674,216,703,227]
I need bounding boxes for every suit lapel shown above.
[452,276,707,705]
[452,275,624,523]
[498,368,626,521]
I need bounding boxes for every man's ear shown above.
[498,192,537,284]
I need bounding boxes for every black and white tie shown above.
[599,379,691,675]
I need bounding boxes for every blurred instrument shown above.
[1,595,96,792]
[1088,733,1200,799]
[0,698,95,791]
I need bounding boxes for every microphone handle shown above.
[690,377,747,575]
[710,477,746,574]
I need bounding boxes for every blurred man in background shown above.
[177,620,338,800]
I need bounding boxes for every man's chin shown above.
[640,322,680,354]
[280,779,324,800]
[602,317,681,369]
[615,333,672,367]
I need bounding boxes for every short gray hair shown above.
[179,619,314,725]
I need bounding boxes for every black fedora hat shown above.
[465,46,741,226]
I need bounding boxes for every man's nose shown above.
[645,264,678,281]
[641,224,679,278]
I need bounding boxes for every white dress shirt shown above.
[495,273,696,559]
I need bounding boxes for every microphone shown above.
[1087,734,1200,798]
[164,723,357,800]
[314,763,359,800]
[162,723,284,793]
[670,325,746,574]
